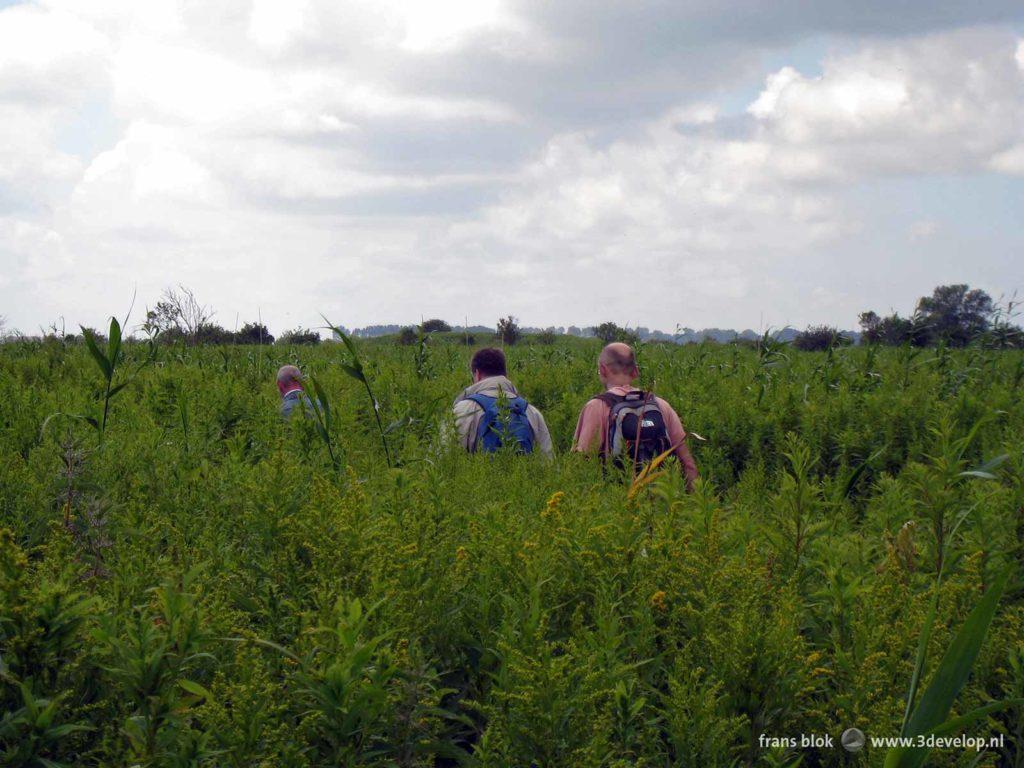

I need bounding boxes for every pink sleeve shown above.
[657,397,699,489]
[572,399,606,453]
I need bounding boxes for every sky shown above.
[1,0,1023,335]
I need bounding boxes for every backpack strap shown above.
[465,393,495,409]
[594,391,624,407]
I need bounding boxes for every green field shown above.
[1,333,1022,767]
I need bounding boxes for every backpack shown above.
[595,390,671,470]
[465,393,535,454]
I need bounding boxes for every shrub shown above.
[277,328,321,345]
[534,329,558,345]
[420,319,451,333]
[496,315,521,346]
[593,321,639,345]
[793,326,852,352]
[235,322,274,345]
[194,323,234,345]
[396,327,418,346]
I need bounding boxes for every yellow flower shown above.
[456,546,468,561]
[542,491,565,519]
[650,590,667,611]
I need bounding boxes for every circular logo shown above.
[841,727,866,752]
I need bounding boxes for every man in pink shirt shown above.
[572,342,699,489]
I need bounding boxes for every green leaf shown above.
[80,326,112,381]
[957,470,997,480]
[310,376,331,425]
[337,329,361,365]
[884,699,1023,766]
[106,316,122,368]
[927,698,1024,737]
[340,363,366,383]
[239,636,302,663]
[888,570,1011,768]
[838,444,887,500]
[179,679,214,701]
[47,723,93,737]
[958,453,1009,481]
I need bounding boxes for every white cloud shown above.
[989,143,1024,174]
[1,3,1023,334]
[0,4,109,103]
[248,0,310,53]
[748,29,1024,178]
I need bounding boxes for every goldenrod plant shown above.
[0,332,1022,765]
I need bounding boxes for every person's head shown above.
[598,342,639,387]
[470,347,507,383]
[276,364,303,396]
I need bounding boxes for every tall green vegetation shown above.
[1,333,1022,766]
[79,315,150,442]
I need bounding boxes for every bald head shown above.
[276,365,302,396]
[599,343,636,373]
[598,342,639,386]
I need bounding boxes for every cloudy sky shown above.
[1,0,1023,335]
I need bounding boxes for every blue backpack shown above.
[465,393,535,454]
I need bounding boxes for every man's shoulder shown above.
[652,395,683,421]
[453,397,484,415]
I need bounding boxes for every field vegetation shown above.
[1,329,1022,766]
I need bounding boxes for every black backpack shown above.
[595,390,671,471]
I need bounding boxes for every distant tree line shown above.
[856,284,1020,348]
[16,282,1020,351]
[788,284,1022,351]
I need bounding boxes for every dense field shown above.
[1,334,1023,767]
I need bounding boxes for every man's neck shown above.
[281,385,303,398]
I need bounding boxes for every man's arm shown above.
[657,398,699,490]
[450,401,481,451]
[572,399,606,453]
[528,407,554,457]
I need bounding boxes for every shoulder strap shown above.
[465,393,495,410]
[595,391,623,407]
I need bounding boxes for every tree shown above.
[396,327,418,346]
[420,319,451,333]
[277,328,321,345]
[534,328,558,345]
[793,325,852,352]
[914,284,994,347]
[859,311,916,346]
[145,286,214,344]
[194,323,234,345]
[496,316,521,346]
[593,321,639,345]
[235,322,274,345]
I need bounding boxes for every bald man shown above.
[277,365,315,419]
[572,342,699,488]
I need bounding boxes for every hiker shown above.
[450,347,553,456]
[572,342,699,488]
[277,364,315,419]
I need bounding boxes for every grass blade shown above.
[81,326,112,381]
[888,570,1011,768]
